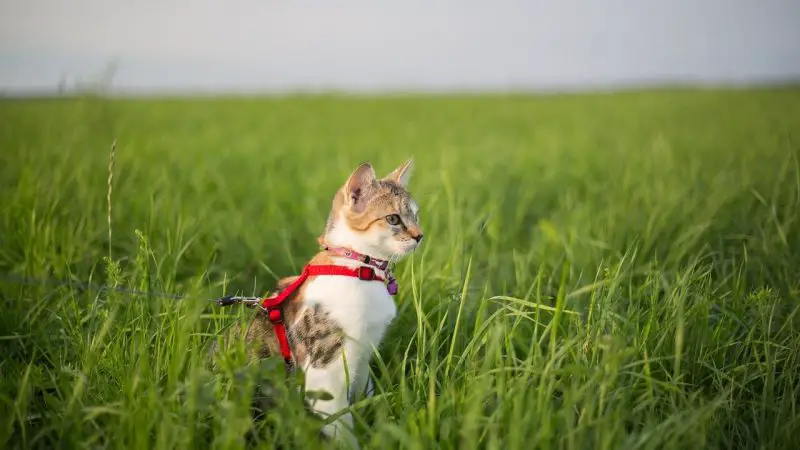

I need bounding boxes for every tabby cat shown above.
[213,159,422,448]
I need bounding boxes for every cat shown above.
[211,159,423,448]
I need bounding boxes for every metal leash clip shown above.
[214,295,263,308]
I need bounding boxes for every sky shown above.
[1,0,799,93]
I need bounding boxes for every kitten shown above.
[213,159,422,448]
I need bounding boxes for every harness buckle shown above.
[267,308,283,324]
[357,266,375,281]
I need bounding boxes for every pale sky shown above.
[1,0,799,92]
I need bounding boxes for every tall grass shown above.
[1,88,799,449]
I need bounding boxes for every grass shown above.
[1,87,800,449]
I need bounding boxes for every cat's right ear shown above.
[385,158,414,187]
[344,162,377,212]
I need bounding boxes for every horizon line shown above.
[3,76,800,100]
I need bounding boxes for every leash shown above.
[0,273,186,300]
[1,273,270,305]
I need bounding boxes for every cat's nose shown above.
[413,233,424,243]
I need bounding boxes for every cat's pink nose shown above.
[412,233,424,243]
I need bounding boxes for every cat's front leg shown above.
[365,374,375,399]
[304,361,360,449]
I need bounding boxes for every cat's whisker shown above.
[389,252,401,266]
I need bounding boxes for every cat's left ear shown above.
[344,162,377,212]
[385,158,414,188]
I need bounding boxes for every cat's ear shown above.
[344,162,377,212]
[385,158,414,188]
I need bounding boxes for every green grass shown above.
[1,87,800,449]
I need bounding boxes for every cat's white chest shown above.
[302,274,397,348]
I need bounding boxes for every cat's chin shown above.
[392,242,420,258]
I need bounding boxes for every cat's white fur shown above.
[297,253,396,447]
[291,161,419,448]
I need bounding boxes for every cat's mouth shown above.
[397,239,422,254]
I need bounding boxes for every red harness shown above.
[260,261,393,364]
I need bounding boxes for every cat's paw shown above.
[321,422,360,450]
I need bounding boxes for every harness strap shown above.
[260,264,387,363]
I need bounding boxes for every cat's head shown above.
[321,159,423,261]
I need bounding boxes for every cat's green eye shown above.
[386,214,402,226]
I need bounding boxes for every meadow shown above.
[1,87,799,449]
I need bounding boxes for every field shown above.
[1,88,800,449]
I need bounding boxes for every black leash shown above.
[0,273,265,307]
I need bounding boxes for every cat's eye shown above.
[386,214,402,226]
